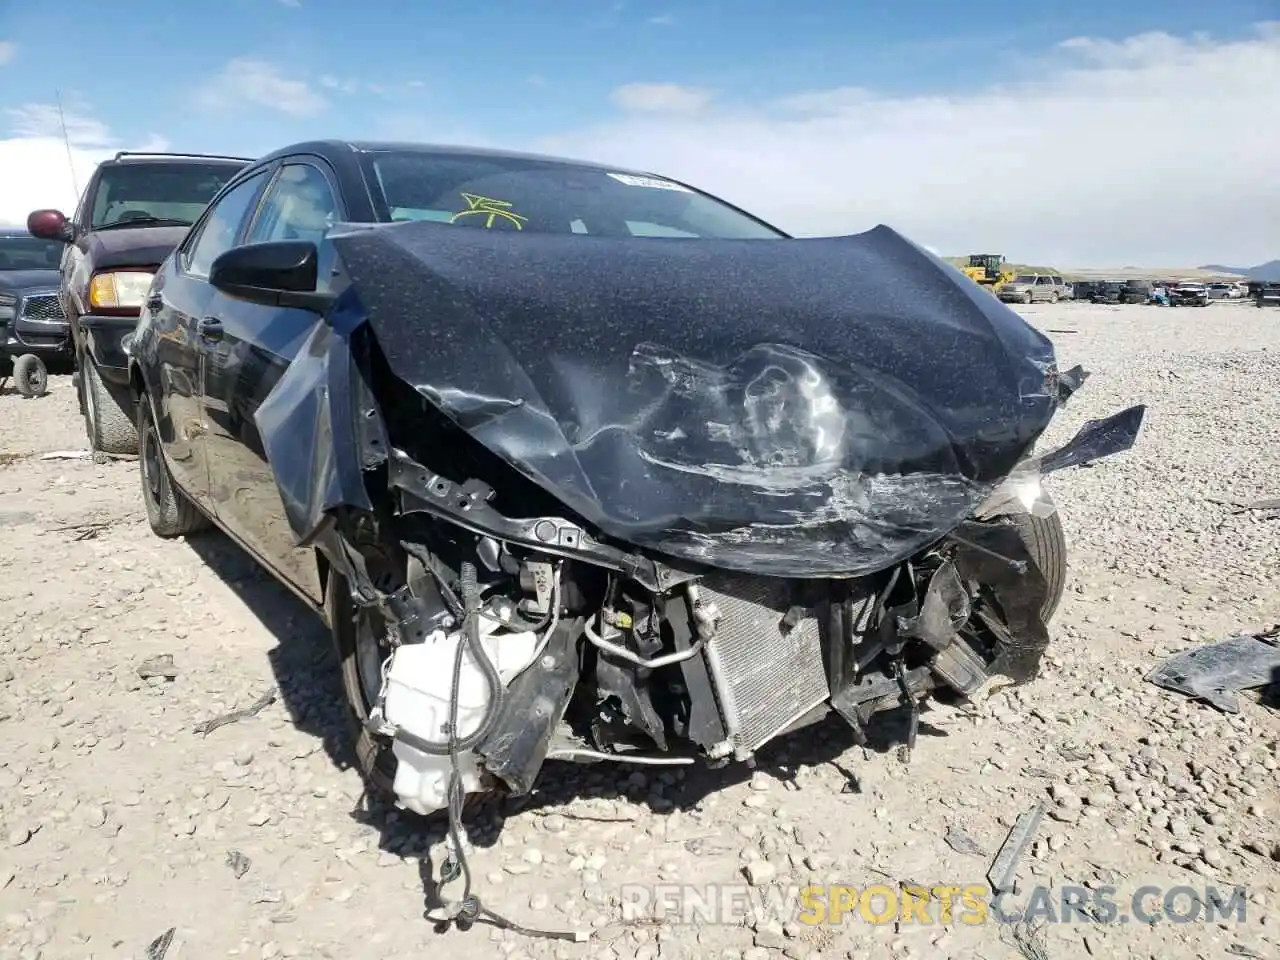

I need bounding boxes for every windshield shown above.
[91,162,246,229]
[0,236,62,270]
[361,150,786,239]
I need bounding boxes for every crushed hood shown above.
[329,221,1070,577]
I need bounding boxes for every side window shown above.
[1052,275,1064,285]
[245,163,340,247]
[184,171,270,278]
[1036,276,1050,285]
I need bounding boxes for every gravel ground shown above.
[1,302,1278,960]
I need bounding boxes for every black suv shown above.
[0,228,70,392]
[27,151,250,454]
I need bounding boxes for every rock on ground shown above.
[0,302,1277,960]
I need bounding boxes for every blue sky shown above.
[2,0,1273,155]
[1,2,1277,264]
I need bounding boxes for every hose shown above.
[371,562,507,757]
[583,615,705,669]
[439,561,483,918]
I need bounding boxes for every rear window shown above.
[90,162,246,229]
[362,151,785,240]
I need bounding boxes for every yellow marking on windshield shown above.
[449,193,528,230]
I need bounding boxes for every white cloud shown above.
[610,82,714,115]
[0,41,15,65]
[542,22,1280,266]
[197,58,327,118]
[319,74,361,95]
[0,103,170,226]
[647,14,675,26]
[279,0,301,7]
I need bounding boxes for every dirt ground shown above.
[1,302,1278,960]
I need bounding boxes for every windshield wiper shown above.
[95,216,193,230]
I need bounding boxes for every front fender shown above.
[974,404,1147,520]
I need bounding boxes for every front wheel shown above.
[138,396,210,538]
[1022,292,1033,304]
[83,356,138,455]
[329,566,399,798]
[1006,508,1067,623]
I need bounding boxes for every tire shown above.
[137,395,210,538]
[328,566,399,798]
[1005,508,1067,623]
[1049,292,1059,304]
[1022,292,1032,304]
[83,356,138,455]
[13,355,47,398]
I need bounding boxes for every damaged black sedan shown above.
[127,140,1145,827]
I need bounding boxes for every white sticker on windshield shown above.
[607,172,691,192]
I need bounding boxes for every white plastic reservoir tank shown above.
[383,618,539,817]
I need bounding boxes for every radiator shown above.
[697,573,830,759]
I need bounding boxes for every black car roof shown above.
[255,139,664,178]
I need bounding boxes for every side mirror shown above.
[27,209,73,243]
[208,240,335,314]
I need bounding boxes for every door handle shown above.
[198,318,224,342]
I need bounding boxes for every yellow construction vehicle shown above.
[962,254,1016,294]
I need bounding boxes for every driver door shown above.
[199,160,344,605]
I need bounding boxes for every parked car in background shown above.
[1170,282,1210,307]
[27,151,251,454]
[125,138,1144,828]
[1087,279,1149,304]
[1206,282,1239,300]
[1248,280,1280,308]
[1120,279,1151,304]
[998,273,1069,304]
[1071,280,1100,301]
[0,227,71,377]
[1090,280,1125,304]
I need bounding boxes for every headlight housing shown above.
[89,271,155,311]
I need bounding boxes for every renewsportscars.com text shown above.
[619,882,1249,927]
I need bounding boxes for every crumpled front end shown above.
[249,220,1146,834]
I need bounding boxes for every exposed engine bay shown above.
[345,396,1143,820]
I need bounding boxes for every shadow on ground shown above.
[182,529,360,777]
[180,524,943,932]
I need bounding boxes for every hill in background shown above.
[1198,260,1280,281]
